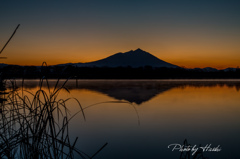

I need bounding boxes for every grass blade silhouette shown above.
[0,24,20,54]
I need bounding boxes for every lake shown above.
[4,79,240,159]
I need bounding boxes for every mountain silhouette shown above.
[74,48,179,68]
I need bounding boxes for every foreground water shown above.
[6,79,240,159]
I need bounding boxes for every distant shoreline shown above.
[8,78,240,81]
[1,65,240,79]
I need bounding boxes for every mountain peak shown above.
[135,48,143,51]
[134,48,145,52]
[127,48,146,54]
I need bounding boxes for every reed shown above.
[0,77,91,159]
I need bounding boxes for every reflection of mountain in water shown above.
[99,88,167,105]
[11,80,240,105]
[86,85,171,105]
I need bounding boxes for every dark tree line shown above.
[1,65,240,79]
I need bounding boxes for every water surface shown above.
[7,79,240,159]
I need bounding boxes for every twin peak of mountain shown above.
[74,48,178,68]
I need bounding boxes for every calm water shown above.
[7,80,240,159]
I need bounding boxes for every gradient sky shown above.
[0,0,240,69]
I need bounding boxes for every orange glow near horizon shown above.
[2,29,239,69]
[3,46,240,69]
[3,54,240,70]
[1,22,240,69]
[1,21,240,69]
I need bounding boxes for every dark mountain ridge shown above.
[73,48,179,68]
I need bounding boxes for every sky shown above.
[0,0,240,69]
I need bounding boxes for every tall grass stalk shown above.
[0,24,20,55]
[0,78,90,159]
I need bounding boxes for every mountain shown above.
[0,63,8,68]
[73,48,179,68]
[202,67,219,72]
[223,68,237,72]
